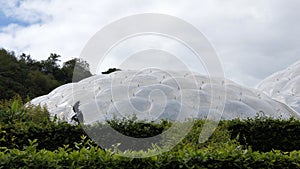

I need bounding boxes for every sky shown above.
[0,0,300,87]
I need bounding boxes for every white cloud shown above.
[0,0,50,23]
[0,0,299,87]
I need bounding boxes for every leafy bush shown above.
[0,101,172,151]
[107,116,171,138]
[2,100,300,168]
[1,140,300,169]
[0,120,85,151]
[3,101,300,153]
[227,117,300,152]
[0,99,84,150]
[0,97,49,124]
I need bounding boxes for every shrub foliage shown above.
[228,117,300,152]
[1,100,300,168]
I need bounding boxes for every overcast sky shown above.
[0,0,299,87]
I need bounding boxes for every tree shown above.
[18,53,34,65]
[0,48,92,100]
[61,58,92,83]
[41,53,61,75]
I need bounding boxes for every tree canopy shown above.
[0,48,92,100]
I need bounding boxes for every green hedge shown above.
[0,103,172,151]
[0,119,171,151]
[3,111,300,153]
[0,121,85,151]
[1,141,300,169]
[227,117,300,152]
[107,116,171,138]
[3,100,300,169]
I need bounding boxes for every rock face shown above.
[258,61,300,113]
[30,69,299,124]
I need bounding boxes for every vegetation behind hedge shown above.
[228,117,300,152]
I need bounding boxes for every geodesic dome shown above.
[258,60,300,113]
[30,69,299,124]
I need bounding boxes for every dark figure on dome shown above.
[71,101,83,124]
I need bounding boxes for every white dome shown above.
[30,69,299,124]
[258,61,300,113]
